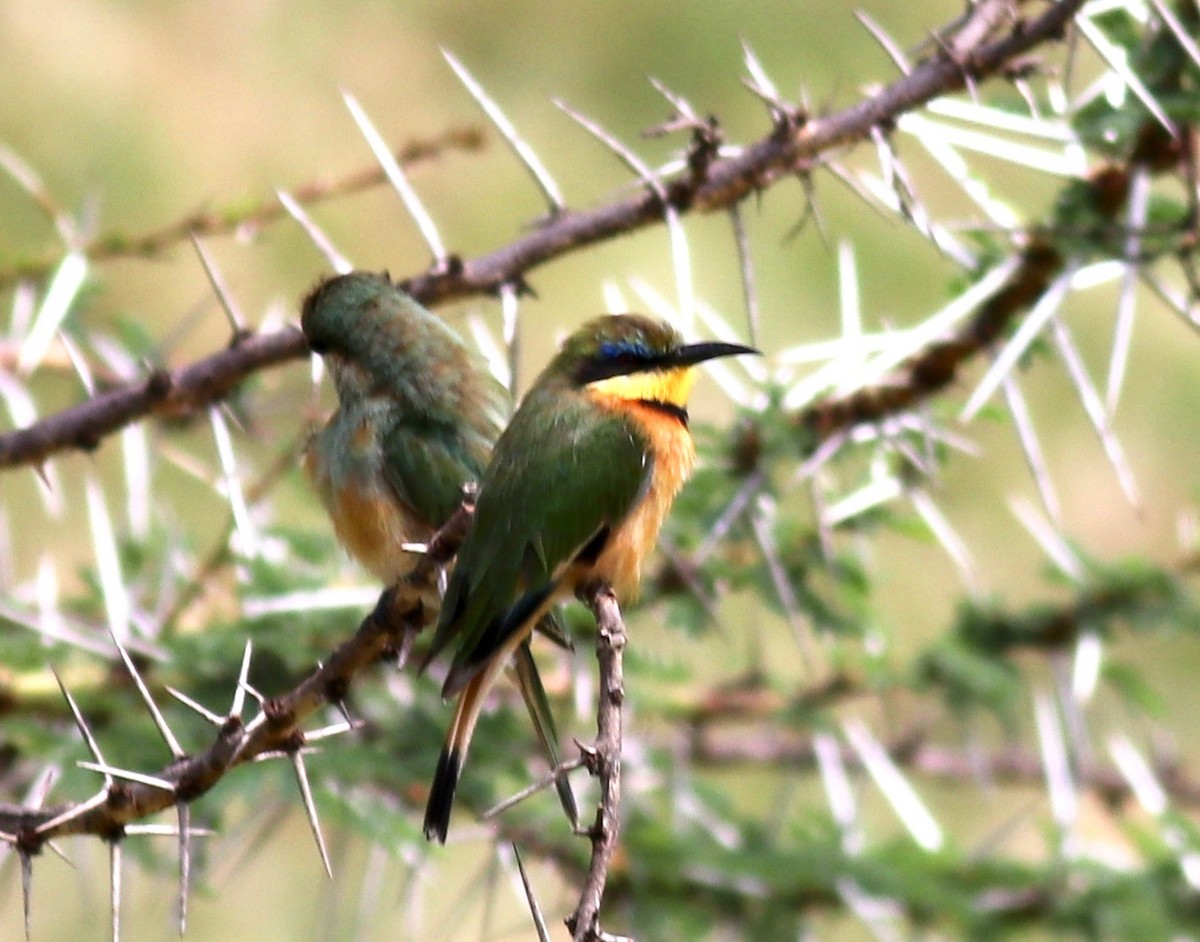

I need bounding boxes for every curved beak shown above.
[666,340,760,368]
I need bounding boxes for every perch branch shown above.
[568,584,628,942]
[0,327,307,468]
[0,496,475,844]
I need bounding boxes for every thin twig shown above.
[567,584,627,942]
[0,127,485,288]
[689,723,1200,808]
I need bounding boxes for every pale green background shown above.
[1,2,1197,939]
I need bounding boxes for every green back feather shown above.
[303,272,507,528]
[428,375,650,683]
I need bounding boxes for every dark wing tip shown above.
[440,661,480,699]
[422,747,462,844]
[439,580,560,699]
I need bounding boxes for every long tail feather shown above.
[422,666,491,842]
[423,747,462,843]
[424,599,559,842]
[513,641,579,828]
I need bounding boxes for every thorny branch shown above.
[691,727,1200,810]
[0,0,1087,470]
[568,584,628,942]
[0,496,474,843]
[800,122,1194,444]
[0,327,307,468]
[0,127,486,289]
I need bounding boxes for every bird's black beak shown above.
[666,340,760,368]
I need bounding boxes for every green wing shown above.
[381,418,495,530]
[429,388,649,689]
[512,640,578,828]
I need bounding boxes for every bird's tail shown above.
[513,640,578,828]
[423,589,562,843]
[422,747,462,843]
[422,666,491,843]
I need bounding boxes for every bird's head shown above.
[300,271,507,429]
[549,313,758,411]
[301,271,408,361]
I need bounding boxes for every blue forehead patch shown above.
[599,338,653,360]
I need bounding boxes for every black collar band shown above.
[638,398,689,426]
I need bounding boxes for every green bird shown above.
[421,312,758,842]
[301,272,505,582]
[301,271,575,824]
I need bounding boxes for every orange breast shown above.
[304,420,428,583]
[330,476,427,582]
[587,399,695,600]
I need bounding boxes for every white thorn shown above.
[76,761,176,792]
[276,189,353,274]
[961,266,1075,423]
[33,790,108,836]
[1076,13,1176,138]
[18,251,88,375]
[552,98,666,203]
[107,625,185,758]
[441,49,565,213]
[290,751,333,879]
[1105,166,1149,413]
[1033,689,1077,853]
[499,281,521,396]
[1000,375,1062,526]
[189,233,246,334]
[178,803,191,935]
[86,476,131,644]
[165,686,225,726]
[508,844,553,942]
[52,669,109,781]
[231,640,253,718]
[342,91,447,263]
[1008,496,1083,582]
[209,406,259,559]
[843,720,943,852]
[110,839,123,942]
[1049,316,1141,509]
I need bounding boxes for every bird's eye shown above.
[306,335,333,355]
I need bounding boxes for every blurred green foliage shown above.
[2,2,1200,940]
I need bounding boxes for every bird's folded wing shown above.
[381,419,493,530]
[430,403,650,689]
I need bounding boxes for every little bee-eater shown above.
[301,271,507,583]
[302,272,577,829]
[421,313,758,842]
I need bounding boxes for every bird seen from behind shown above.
[301,271,507,586]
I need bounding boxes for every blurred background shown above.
[1,1,1197,939]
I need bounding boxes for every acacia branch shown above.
[796,120,1192,442]
[0,126,486,288]
[0,0,1085,471]
[690,723,1200,809]
[0,327,307,468]
[0,496,474,844]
